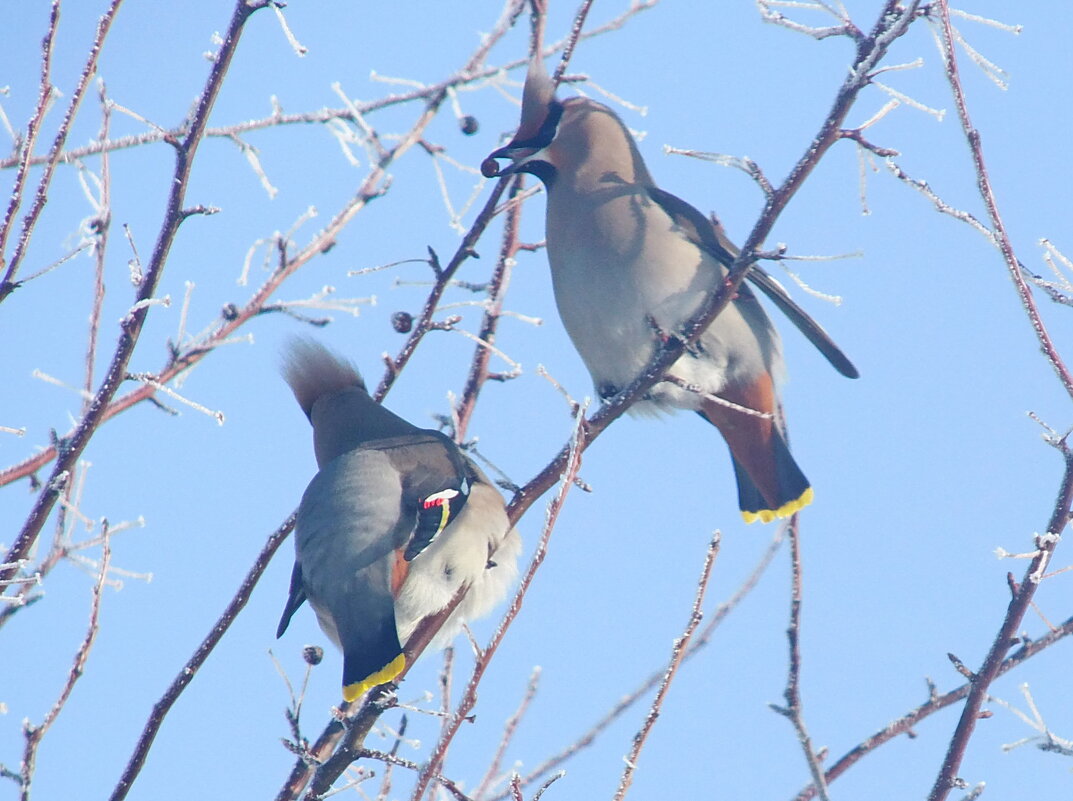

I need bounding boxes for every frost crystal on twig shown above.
[127,373,225,425]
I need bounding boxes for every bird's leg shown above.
[645,313,703,358]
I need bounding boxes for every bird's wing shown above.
[646,185,859,379]
[275,560,307,638]
[366,432,475,562]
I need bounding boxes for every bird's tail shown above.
[336,583,407,702]
[728,435,813,524]
[282,338,366,418]
[698,375,813,524]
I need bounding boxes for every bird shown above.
[275,339,521,701]
[481,52,858,524]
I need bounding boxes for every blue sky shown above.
[2,2,1071,800]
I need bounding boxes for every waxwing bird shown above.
[276,339,521,701]
[482,55,858,524]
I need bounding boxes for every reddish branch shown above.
[406,407,588,801]
[371,0,526,405]
[0,0,274,586]
[372,176,511,404]
[0,0,59,300]
[794,609,1073,801]
[473,666,542,800]
[18,527,111,799]
[926,460,1073,799]
[453,177,527,441]
[921,2,1073,797]
[771,519,829,800]
[612,534,720,801]
[83,83,113,411]
[0,0,124,303]
[929,1,1073,402]
[491,531,783,801]
[107,513,295,801]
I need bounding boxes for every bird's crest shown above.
[282,337,367,418]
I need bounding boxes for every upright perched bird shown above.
[482,56,857,524]
[276,340,521,701]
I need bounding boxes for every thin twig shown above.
[612,534,720,801]
[927,451,1073,801]
[372,182,509,404]
[18,525,111,800]
[453,175,526,440]
[374,716,408,801]
[551,0,596,86]
[491,529,782,800]
[0,0,125,303]
[82,81,112,412]
[0,0,60,299]
[407,403,588,801]
[1,0,274,584]
[358,748,472,801]
[107,512,295,801]
[771,517,829,800]
[793,611,1073,801]
[929,1,1073,401]
[474,667,542,801]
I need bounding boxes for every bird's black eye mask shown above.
[524,98,564,151]
[482,99,564,178]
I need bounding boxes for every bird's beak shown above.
[481,143,540,179]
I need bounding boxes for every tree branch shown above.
[612,534,720,801]
[771,518,829,800]
[927,448,1073,801]
[793,608,1073,801]
[926,2,1073,401]
[1,0,272,584]
[107,513,295,801]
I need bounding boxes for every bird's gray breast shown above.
[545,185,729,393]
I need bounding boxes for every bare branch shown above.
[612,534,720,801]
[925,0,1073,402]
[0,0,124,303]
[1,0,272,584]
[18,524,111,799]
[454,175,527,440]
[793,612,1073,800]
[107,512,295,801]
[771,518,829,800]
[473,667,542,801]
[495,530,783,800]
[82,80,112,412]
[927,451,1073,801]
[406,404,588,801]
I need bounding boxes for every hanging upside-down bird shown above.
[482,50,858,524]
[276,339,521,701]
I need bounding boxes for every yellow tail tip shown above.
[342,653,406,702]
[741,487,814,525]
